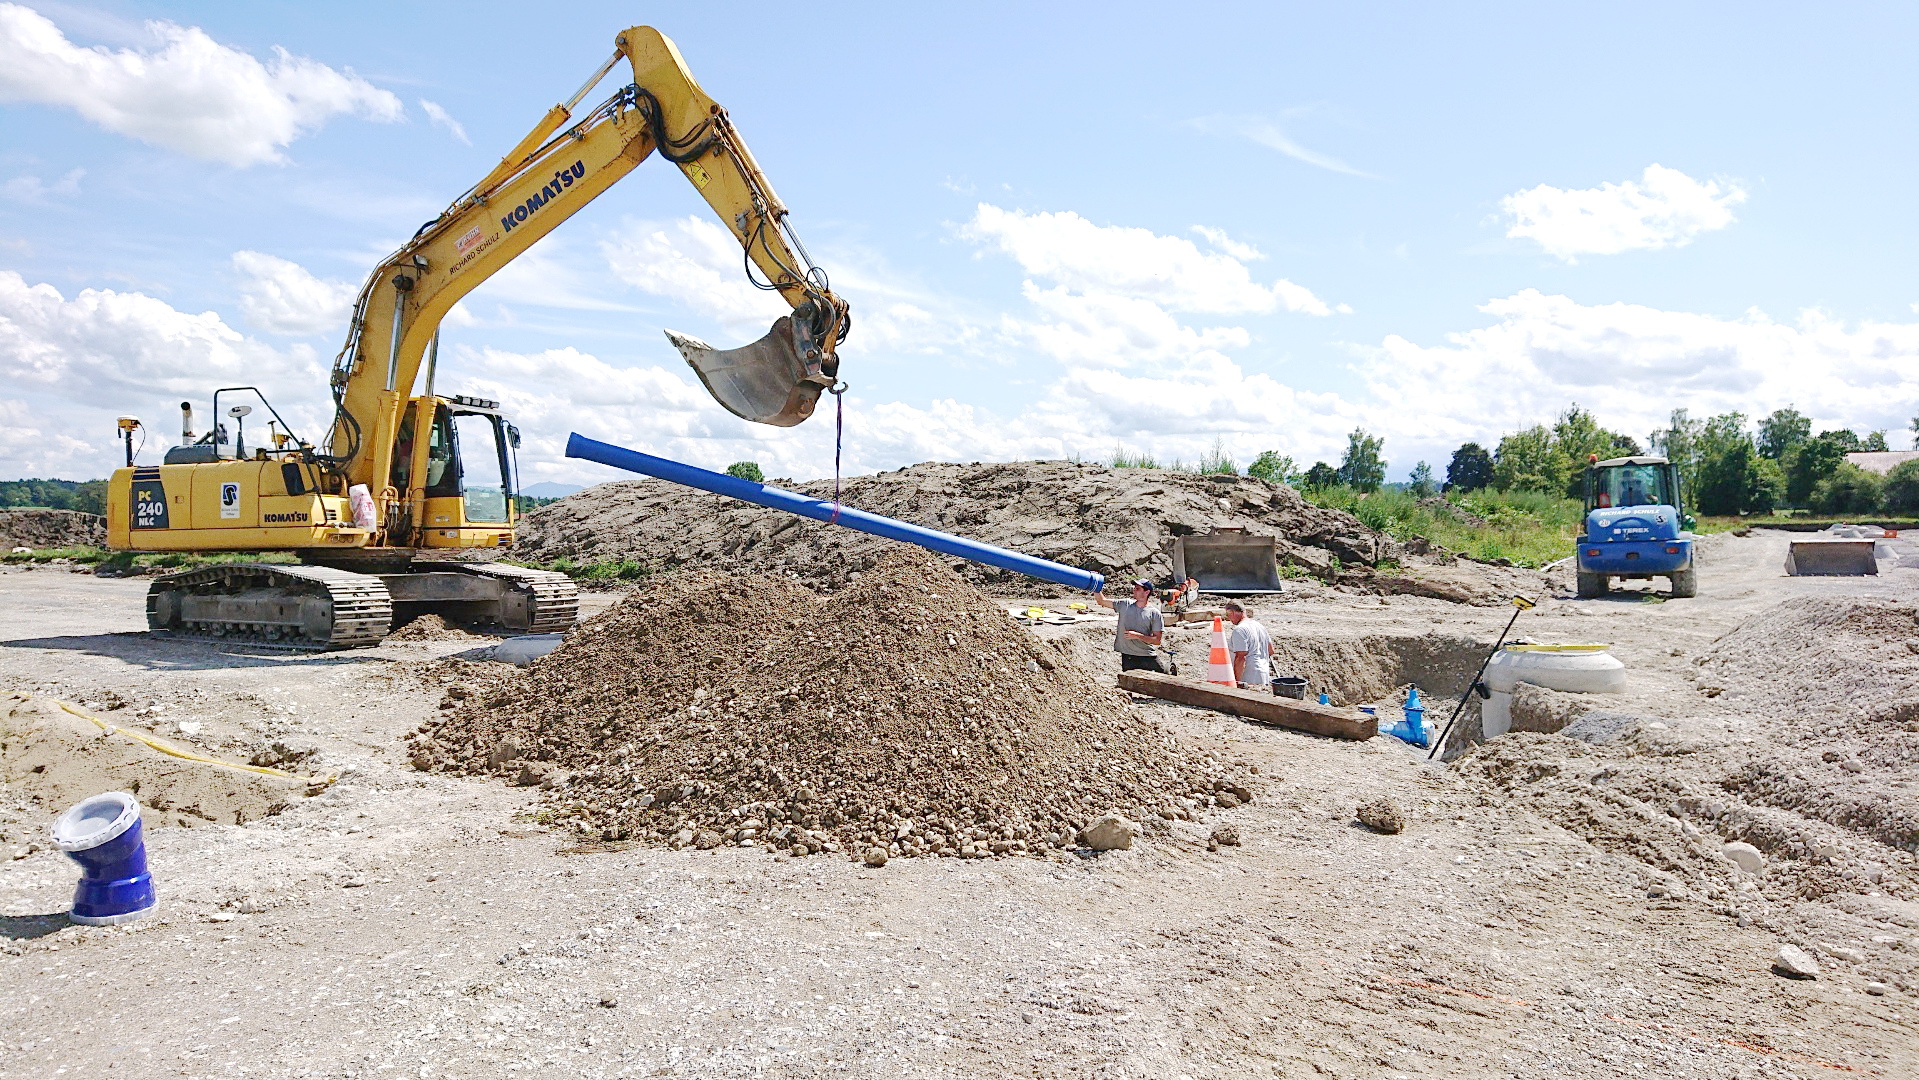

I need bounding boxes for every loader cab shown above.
[392,394,521,546]
[1583,455,1694,530]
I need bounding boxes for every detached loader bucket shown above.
[1786,539,1879,576]
[667,315,832,427]
[1168,529,1284,594]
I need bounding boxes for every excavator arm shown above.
[325,26,848,500]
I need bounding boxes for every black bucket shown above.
[1272,676,1307,700]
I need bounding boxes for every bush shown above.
[1885,459,1919,514]
[1810,464,1884,515]
[1247,451,1299,486]
[724,461,764,483]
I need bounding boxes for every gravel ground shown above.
[0,532,1915,1078]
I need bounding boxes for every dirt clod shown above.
[1356,797,1407,834]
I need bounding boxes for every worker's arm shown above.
[1092,588,1115,611]
[1123,609,1164,647]
[1232,650,1247,685]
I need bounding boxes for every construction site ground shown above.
[0,529,1915,1079]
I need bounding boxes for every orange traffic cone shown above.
[1205,617,1235,686]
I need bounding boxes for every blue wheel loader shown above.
[1576,456,1697,599]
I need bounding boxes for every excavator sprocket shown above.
[445,563,580,633]
[146,564,392,651]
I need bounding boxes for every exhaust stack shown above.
[179,401,194,445]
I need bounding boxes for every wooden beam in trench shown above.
[1117,671,1377,741]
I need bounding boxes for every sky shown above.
[3,2,1918,488]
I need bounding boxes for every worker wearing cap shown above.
[1093,578,1169,673]
[1225,600,1274,690]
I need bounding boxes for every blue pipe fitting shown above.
[52,791,157,925]
[1385,686,1428,747]
[565,433,1105,593]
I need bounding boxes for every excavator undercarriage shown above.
[145,562,577,651]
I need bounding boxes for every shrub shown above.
[724,461,764,483]
[1883,459,1919,514]
[1810,464,1884,516]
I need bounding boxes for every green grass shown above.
[1297,486,1583,568]
[506,556,650,582]
[1,547,299,570]
[1697,514,1919,533]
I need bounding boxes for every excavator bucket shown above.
[667,315,829,427]
[1167,529,1286,594]
[1785,539,1879,576]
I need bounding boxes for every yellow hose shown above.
[48,698,334,787]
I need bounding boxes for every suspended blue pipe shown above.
[565,433,1105,593]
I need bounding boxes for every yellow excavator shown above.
[103,26,849,649]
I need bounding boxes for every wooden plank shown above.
[1117,671,1376,741]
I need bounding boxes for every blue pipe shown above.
[52,791,157,925]
[565,433,1105,593]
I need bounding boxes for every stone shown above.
[1210,824,1241,847]
[1773,944,1821,979]
[1080,813,1140,852]
[1823,945,1866,965]
[864,847,889,867]
[1722,842,1764,874]
[693,829,722,850]
[1356,797,1407,835]
[1866,982,1889,996]
[1214,793,1241,809]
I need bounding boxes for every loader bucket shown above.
[1785,539,1879,576]
[667,315,830,427]
[1168,529,1285,594]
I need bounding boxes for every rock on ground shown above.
[1773,943,1821,979]
[1080,813,1141,851]
[1356,797,1408,834]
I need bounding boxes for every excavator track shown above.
[146,564,393,651]
[450,563,579,633]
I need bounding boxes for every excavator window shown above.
[450,411,513,523]
[424,408,459,498]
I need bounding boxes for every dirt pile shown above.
[0,508,104,550]
[0,694,320,826]
[511,460,1399,593]
[387,614,483,643]
[410,549,1247,858]
[1697,596,1919,715]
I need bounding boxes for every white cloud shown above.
[1502,164,1747,262]
[960,204,1337,316]
[600,216,788,337]
[232,251,355,335]
[1,166,82,202]
[0,270,329,476]
[419,99,468,145]
[1359,289,1919,465]
[1189,225,1263,262]
[1189,114,1373,178]
[0,4,402,166]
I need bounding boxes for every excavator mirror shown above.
[666,314,831,427]
[506,423,522,449]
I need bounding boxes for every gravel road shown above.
[1,532,1914,1078]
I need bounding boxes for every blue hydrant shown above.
[52,792,157,925]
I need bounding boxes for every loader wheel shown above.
[1576,570,1608,599]
[1669,567,1697,599]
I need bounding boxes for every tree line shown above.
[0,478,106,515]
[1260,404,1918,517]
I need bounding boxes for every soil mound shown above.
[0,694,319,826]
[410,549,1246,858]
[1698,596,1919,716]
[511,460,1397,593]
[0,508,104,550]
[388,614,483,642]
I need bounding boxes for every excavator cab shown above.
[392,395,521,545]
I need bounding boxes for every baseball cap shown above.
[1132,578,1154,590]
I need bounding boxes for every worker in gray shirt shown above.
[1093,578,1170,673]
